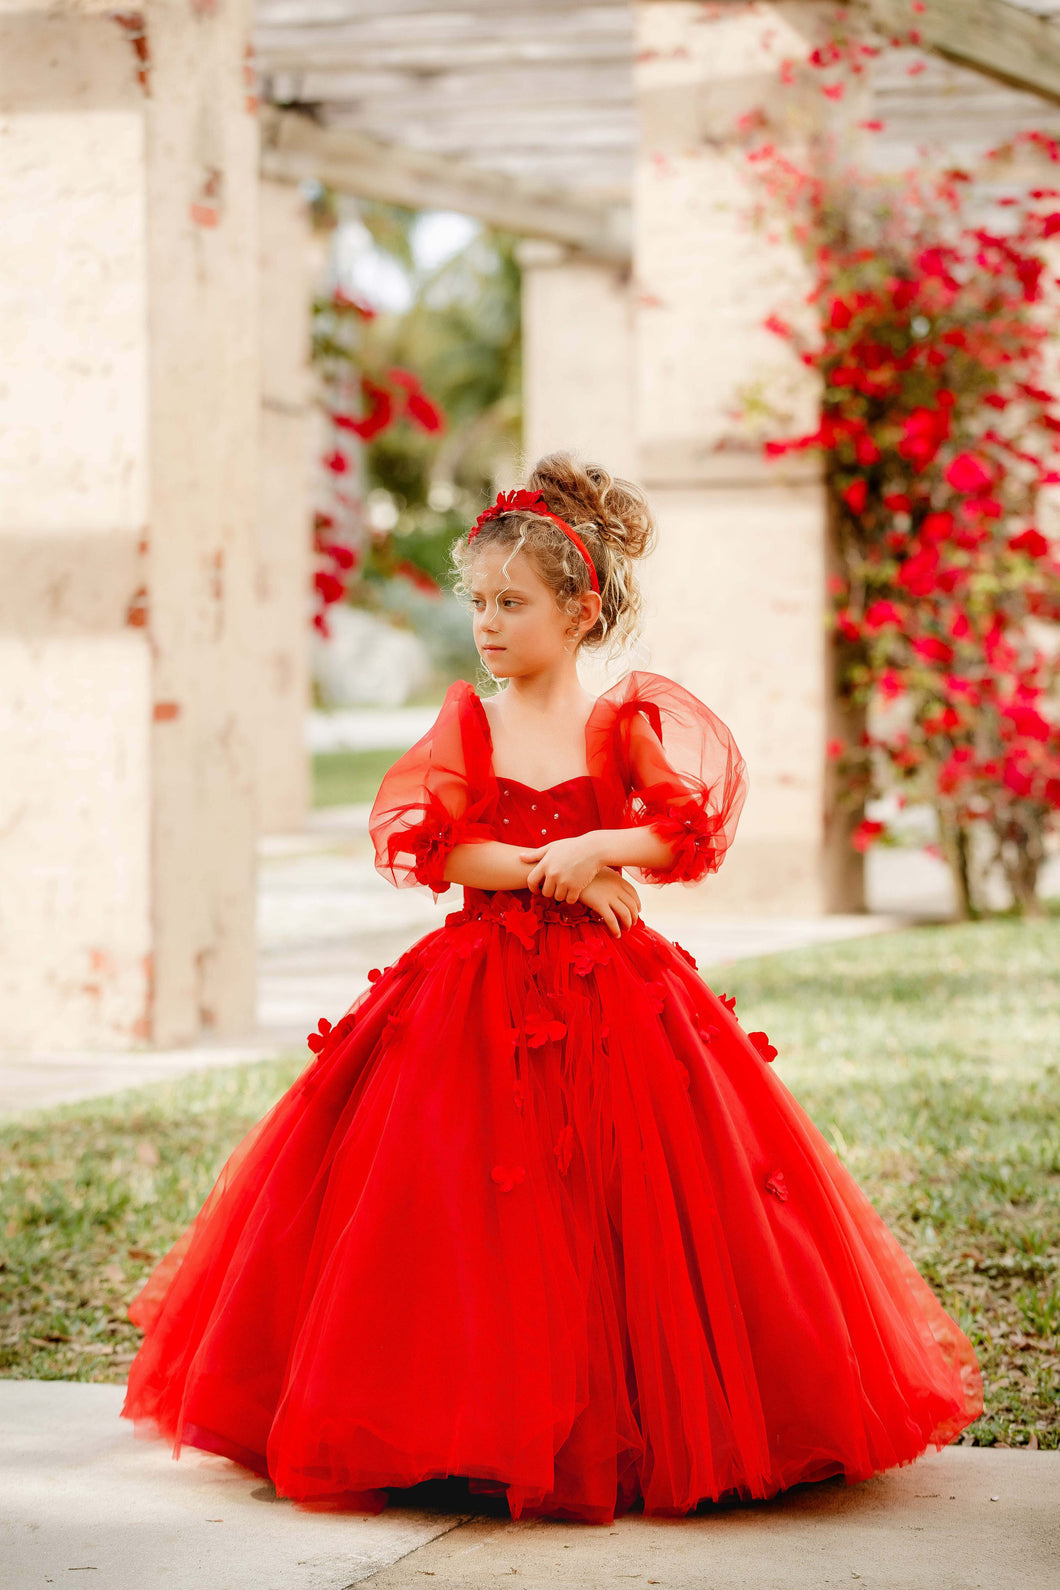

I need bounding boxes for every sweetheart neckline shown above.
[469,687,600,796]
[495,773,595,798]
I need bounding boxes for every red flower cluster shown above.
[741,20,1060,915]
[311,289,448,636]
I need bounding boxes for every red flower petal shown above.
[749,1030,779,1063]
[491,1163,526,1193]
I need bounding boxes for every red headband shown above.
[467,488,600,593]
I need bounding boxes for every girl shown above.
[121,453,983,1525]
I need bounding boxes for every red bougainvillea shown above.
[738,15,1060,916]
[311,290,446,638]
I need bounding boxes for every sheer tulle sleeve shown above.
[602,670,748,888]
[368,680,495,898]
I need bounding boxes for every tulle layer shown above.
[121,894,982,1522]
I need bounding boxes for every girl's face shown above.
[470,543,594,679]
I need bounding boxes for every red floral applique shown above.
[306,1016,332,1054]
[512,1078,525,1113]
[554,1122,574,1175]
[503,905,541,948]
[749,1030,778,1063]
[491,1163,526,1192]
[367,967,384,984]
[644,980,667,1014]
[696,1019,720,1044]
[719,992,737,1013]
[571,939,613,976]
[765,1169,788,1201]
[672,939,698,970]
[523,1016,567,1048]
[636,803,720,886]
[306,1005,366,1054]
[385,1010,408,1034]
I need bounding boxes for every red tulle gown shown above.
[120,669,983,1523]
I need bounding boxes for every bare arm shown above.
[441,840,541,891]
[582,825,679,873]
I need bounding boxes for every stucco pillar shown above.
[0,0,261,1049]
[518,239,637,479]
[257,176,315,833]
[633,0,861,914]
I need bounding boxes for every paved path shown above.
[1,1382,1056,1590]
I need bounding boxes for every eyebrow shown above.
[470,587,529,597]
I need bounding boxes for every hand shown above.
[579,867,642,938]
[518,833,606,902]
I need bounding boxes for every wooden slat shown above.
[260,110,631,258]
[859,0,1060,104]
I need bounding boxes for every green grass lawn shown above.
[1,913,1057,1450]
[312,747,401,807]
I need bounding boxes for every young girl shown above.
[121,453,983,1525]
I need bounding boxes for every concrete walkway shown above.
[1,1382,1057,1590]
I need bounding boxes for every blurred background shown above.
[6,0,1060,1066]
[2,0,1059,1458]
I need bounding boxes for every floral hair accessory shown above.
[467,488,600,593]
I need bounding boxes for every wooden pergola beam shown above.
[259,109,631,263]
[856,0,1060,106]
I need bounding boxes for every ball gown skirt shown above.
[120,674,983,1523]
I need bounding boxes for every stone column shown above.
[518,239,637,479]
[257,176,315,834]
[633,0,861,914]
[0,0,261,1049]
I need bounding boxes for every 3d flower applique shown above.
[764,1169,788,1202]
[523,1016,568,1048]
[512,1078,525,1114]
[331,1013,357,1042]
[637,804,720,886]
[696,1020,720,1045]
[749,1030,779,1063]
[307,1017,333,1054]
[644,980,667,1015]
[719,992,737,1013]
[571,939,613,977]
[554,1122,575,1175]
[672,940,698,971]
[491,1163,526,1193]
[503,905,541,949]
[367,967,384,984]
[384,1009,408,1034]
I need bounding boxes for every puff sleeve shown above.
[605,671,749,888]
[368,679,495,897]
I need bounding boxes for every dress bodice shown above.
[491,775,602,848]
[368,671,749,897]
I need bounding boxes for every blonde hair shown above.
[450,451,657,664]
